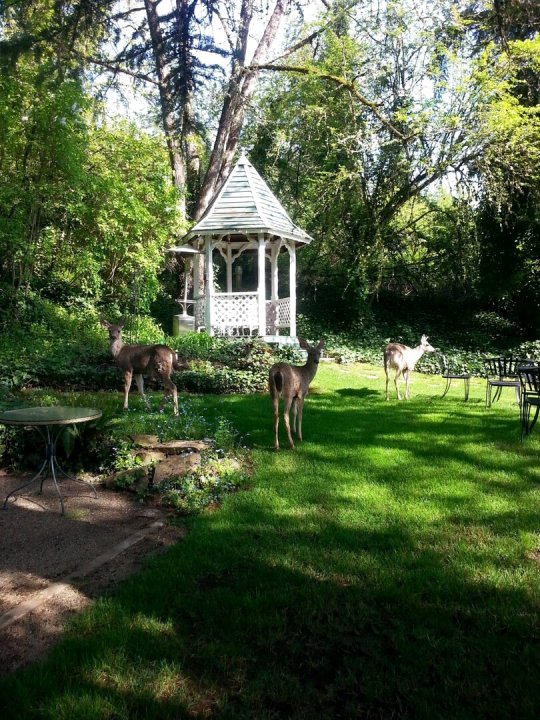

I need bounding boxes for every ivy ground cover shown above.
[2,364,540,718]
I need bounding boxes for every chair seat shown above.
[440,355,470,401]
[487,379,519,386]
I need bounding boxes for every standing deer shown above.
[384,334,435,400]
[101,318,186,415]
[269,338,325,450]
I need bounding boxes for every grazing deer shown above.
[269,338,325,450]
[384,334,435,400]
[101,318,186,415]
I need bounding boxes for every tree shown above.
[80,0,324,221]
[0,1,181,317]
[247,1,486,314]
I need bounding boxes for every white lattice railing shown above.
[195,294,292,335]
[276,297,291,328]
[213,292,258,335]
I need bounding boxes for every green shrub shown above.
[159,453,250,515]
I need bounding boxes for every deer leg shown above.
[159,376,178,416]
[404,370,410,400]
[385,370,390,400]
[123,370,133,411]
[282,396,295,450]
[394,370,402,400]
[171,384,178,416]
[272,392,280,451]
[135,374,151,411]
[297,397,304,442]
[292,397,297,434]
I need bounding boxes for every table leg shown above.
[3,424,97,515]
[53,457,97,499]
[3,456,48,510]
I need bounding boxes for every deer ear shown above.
[298,338,309,350]
[317,339,325,350]
[118,318,126,328]
[100,318,110,329]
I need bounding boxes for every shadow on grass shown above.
[335,388,380,398]
[3,499,539,719]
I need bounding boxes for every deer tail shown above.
[272,371,283,394]
[173,352,188,371]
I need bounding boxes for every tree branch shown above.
[264,28,327,65]
[81,54,159,85]
[248,62,409,141]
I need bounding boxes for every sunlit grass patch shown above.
[2,363,540,718]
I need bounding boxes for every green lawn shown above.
[2,363,540,719]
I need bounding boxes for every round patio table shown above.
[0,406,102,515]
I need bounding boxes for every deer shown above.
[100,318,186,416]
[269,338,325,450]
[384,334,435,400]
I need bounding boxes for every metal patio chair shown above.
[483,355,528,408]
[518,363,540,440]
[440,354,471,401]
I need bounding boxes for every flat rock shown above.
[103,466,147,490]
[130,434,160,448]
[130,449,167,465]
[153,453,201,486]
[157,440,211,454]
[129,436,211,454]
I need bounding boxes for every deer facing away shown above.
[384,334,435,400]
[101,318,186,415]
[269,338,325,450]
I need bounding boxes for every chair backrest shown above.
[518,363,540,395]
[441,354,449,374]
[484,355,528,379]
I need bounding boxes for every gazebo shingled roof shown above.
[184,152,313,246]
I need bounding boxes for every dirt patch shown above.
[0,468,185,677]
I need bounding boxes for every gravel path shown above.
[0,469,184,676]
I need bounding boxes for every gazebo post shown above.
[204,237,214,335]
[193,249,200,301]
[226,243,233,293]
[270,243,280,336]
[271,243,279,302]
[257,232,266,336]
[288,242,297,337]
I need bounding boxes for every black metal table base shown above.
[2,425,97,515]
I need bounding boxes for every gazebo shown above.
[183,152,312,340]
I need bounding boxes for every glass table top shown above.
[0,406,102,426]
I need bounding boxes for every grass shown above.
[1,363,540,719]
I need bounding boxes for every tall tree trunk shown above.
[176,0,200,215]
[194,0,290,219]
[145,0,186,216]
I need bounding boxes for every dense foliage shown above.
[0,0,539,400]
[245,1,540,334]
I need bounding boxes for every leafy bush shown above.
[159,452,250,515]
[297,312,539,377]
